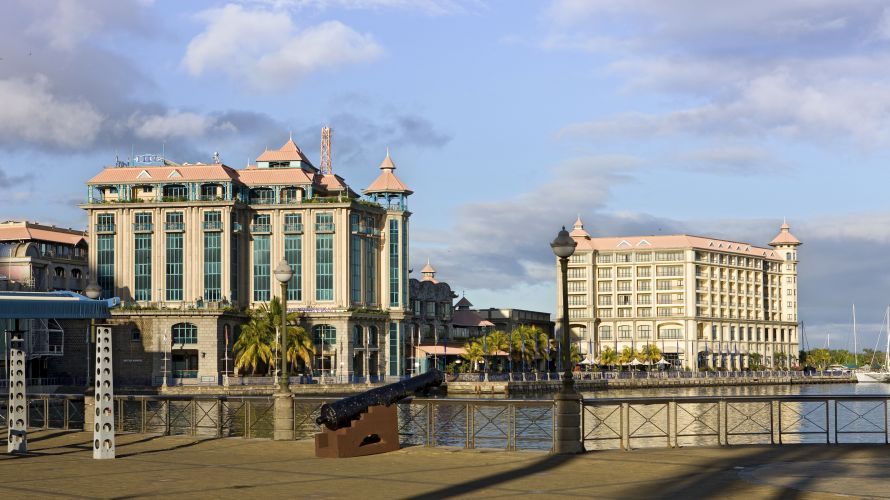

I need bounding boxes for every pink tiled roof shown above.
[364,151,412,194]
[769,222,801,246]
[421,262,436,273]
[570,216,590,239]
[0,226,86,246]
[255,138,313,164]
[574,234,782,260]
[319,174,348,190]
[456,297,473,308]
[88,164,237,184]
[236,168,314,185]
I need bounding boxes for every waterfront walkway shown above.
[1,431,888,499]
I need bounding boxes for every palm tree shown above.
[277,325,315,372]
[485,330,510,371]
[233,317,274,375]
[599,346,618,370]
[510,325,541,371]
[618,346,636,370]
[460,340,485,371]
[639,344,663,365]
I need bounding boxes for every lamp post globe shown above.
[84,282,102,300]
[273,259,293,392]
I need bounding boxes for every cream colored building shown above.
[556,218,801,371]
[81,137,412,385]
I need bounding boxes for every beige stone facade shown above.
[81,138,413,384]
[556,219,801,371]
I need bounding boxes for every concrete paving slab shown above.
[0,431,887,499]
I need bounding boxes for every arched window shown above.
[71,268,82,278]
[367,325,378,347]
[352,325,363,346]
[54,267,65,277]
[312,325,336,350]
[172,323,198,344]
[599,325,612,339]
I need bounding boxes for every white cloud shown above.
[183,4,382,90]
[243,0,480,15]
[560,71,890,146]
[0,75,104,148]
[23,0,153,51]
[127,110,238,141]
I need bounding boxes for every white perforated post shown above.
[7,332,27,454]
[93,326,115,459]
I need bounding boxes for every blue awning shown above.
[0,291,118,319]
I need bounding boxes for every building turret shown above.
[421,259,438,283]
[569,216,590,240]
[363,149,413,211]
[769,220,801,365]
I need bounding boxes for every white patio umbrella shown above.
[579,358,594,365]
[628,358,643,366]
[656,359,671,365]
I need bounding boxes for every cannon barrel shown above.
[315,369,444,430]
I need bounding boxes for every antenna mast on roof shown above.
[320,126,332,174]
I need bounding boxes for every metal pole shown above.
[279,281,289,392]
[560,256,572,391]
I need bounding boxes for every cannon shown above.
[316,369,444,430]
[314,369,444,458]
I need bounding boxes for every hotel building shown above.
[81,136,412,385]
[556,218,801,370]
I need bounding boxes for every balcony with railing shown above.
[283,223,303,233]
[164,222,184,231]
[133,223,153,233]
[95,224,115,234]
[203,221,223,231]
[315,223,335,233]
[250,224,271,234]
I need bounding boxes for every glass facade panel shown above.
[230,233,238,302]
[312,325,337,350]
[316,231,334,301]
[389,219,399,306]
[166,232,183,301]
[285,234,301,301]
[365,237,376,304]
[97,233,114,298]
[389,322,399,376]
[351,231,361,303]
[253,235,270,301]
[134,233,151,301]
[204,231,221,301]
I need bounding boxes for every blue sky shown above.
[3,0,890,350]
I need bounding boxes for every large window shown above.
[163,184,187,200]
[249,188,274,204]
[658,327,683,339]
[204,231,221,301]
[312,324,337,350]
[389,219,400,306]
[618,326,631,339]
[97,233,114,298]
[253,235,270,301]
[172,323,198,344]
[134,233,151,301]
[316,214,334,301]
[230,233,238,302]
[166,231,183,301]
[284,234,301,301]
[599,325,612,339]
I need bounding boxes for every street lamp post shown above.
[273,259,293,392]
[83,282,101,433]
[272,258,294,440]
[551,226,583,454]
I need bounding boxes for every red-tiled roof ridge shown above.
[364,150,412,194]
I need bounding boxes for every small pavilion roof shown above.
[363,150,413,195]
[255,138,313,164]
[769,221,802,246]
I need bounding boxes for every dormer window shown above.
[270,161,290,168]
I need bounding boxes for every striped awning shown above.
[0,291,117,319]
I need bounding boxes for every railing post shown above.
[426,401,433,447]
[621,402,630,450]
[774,400,780,445]
[668,401,676,448]
[718,400,727,446]
[468,402,475,449]
[43,397,49,430]
[142,398,147,434]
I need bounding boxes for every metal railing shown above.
[450,370,848,382]
[164,222,185,231]
[283,223,303,233]
[202,221,223,231]
[583,394,890,450]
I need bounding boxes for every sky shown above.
[2,0,890,351]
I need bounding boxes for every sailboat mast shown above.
[853,304,858,367]
[885,306,889,373]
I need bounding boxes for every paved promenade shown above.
[0,431,887,499]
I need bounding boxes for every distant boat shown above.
[855,306,890,383]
